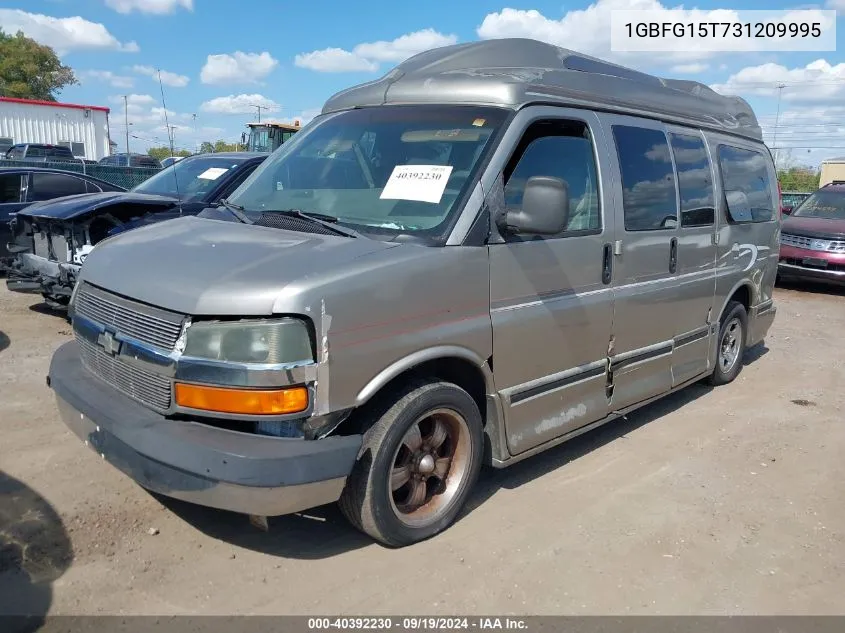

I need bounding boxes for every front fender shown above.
[354,345,494,406]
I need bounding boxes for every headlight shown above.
[182,319,313,364]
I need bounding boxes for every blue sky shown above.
[3,0,845,166]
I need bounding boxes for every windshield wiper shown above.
[262,208,364,239]
[217,198,254,225]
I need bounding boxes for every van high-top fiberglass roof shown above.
[322,38,761,142]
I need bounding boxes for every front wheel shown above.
[339,381,484,547]
[707,300,748,386]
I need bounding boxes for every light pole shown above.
[772,83,786,168]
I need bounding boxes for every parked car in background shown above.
[780,191,812,216]
[1,167,125,271]
[6,152,267,305]
[778,183,845,285]
[160,156,186,168]
[45,39,780,547]
[98,153,162,168]
[5,143,77,162]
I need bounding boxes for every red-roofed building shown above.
[0,97,111,161]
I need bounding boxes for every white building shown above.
[0,97,111,161]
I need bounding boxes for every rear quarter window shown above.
[718,145,774,223]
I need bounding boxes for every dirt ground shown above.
[1,281,844,617]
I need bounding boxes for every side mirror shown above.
[500,176,570,235]
[241,132,247,145]
[725,190,752,222]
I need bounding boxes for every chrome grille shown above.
[73,283,185,351]
[77,334,172,411]
[781,233,845,253]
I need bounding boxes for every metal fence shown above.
[0,158,161,190]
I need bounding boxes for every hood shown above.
[782,215,845,240]
[78,215,401,315]
[19,192,179,221]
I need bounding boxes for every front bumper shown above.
[5,253,79,297]
[48,341,363,517]
[778,244,845,285]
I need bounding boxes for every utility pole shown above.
[251,104,263,123]
[167,125,177,155]
[772,83,786,168]
[192,113,197,154]
[123,95,130,166]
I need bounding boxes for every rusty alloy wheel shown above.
[388,408,472,527]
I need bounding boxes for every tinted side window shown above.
[0,174,24,203]
[31,173,88,201]
[8,147,24,159]
[670,133,715,227]
[27,147,46,158]
[613,126,677,231]
[504,119,601,235]
[718,145,774,223]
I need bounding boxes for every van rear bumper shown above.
[48,341,362,517]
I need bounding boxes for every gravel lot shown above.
[1,281,844,616]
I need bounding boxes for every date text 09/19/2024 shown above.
[307,618,529,630]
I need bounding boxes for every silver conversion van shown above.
[47,39,780,547]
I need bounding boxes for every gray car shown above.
[47,38,780,547]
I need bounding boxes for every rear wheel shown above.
[339,380,484,547]
[707,300,748,386]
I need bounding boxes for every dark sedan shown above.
[1,167,125,269]
[6,152,267,306]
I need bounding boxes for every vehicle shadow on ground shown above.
[157,495,373,558]
[159,346,768,558]
[0,471,73,632]
[777,278,845,297]
[0,331,9,354]
[28,302,70,321]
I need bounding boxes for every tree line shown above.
[146,141,245,162]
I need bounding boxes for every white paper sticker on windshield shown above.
[198,167,228,180]
[380,165,453,204]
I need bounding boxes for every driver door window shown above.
[503,120,601,237]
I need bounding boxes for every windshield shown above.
[791,189,845,220]
[227,105,508,241]
[133,156,242,199]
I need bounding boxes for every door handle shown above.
[669,237,678,274]
[602,243,612,285]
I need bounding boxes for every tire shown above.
[338,380,484,547]
[707,300,748,386]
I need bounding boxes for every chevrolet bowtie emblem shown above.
[97,330,121,356]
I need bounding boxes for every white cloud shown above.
[132,65,189,87]
[476,1,738,66]
[0,9,139,54]
[671,63,709,74]
[352,29,458,62]
[712,59,845,103]
[105,0,192,14]
[295,28,457,73]
[200,52,278,85]
[199,94,281,115]
[83,70,135,89]
[294,48,378,73]
[826,0,845,15]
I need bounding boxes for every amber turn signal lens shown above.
[174,383,309,415]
